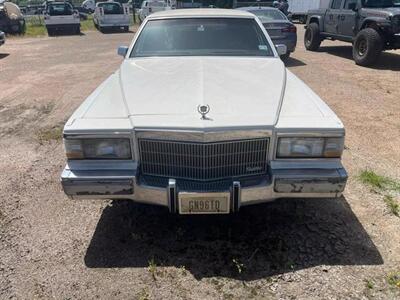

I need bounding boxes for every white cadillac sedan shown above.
[61,9,347,214]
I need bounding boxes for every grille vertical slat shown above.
[139,138,269,181]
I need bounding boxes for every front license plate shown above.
[179,192,230,214]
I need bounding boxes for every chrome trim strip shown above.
[168,179,177,213]
[135,129,272,142]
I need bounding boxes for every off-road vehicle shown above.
[304,0,400,66]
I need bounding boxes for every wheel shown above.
[76,26,81,34]
[352,28,382,66]
[99,26,104,33]
[280,52,290,61]
[124,26,129,32]
[47,28,53,36]
[304,22,322,51]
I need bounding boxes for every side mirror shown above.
[117,45,129,57]
[348,2,357,11]
[275,44,287,56]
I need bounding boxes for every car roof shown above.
[148,8,255,19]
[237,6,280,11]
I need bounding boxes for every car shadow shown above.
[319,45,400,71]
[0,53,10,59]
[84,196,383,280]
[48,31,85,37]
[285,56,307,67]
[99,29,133,34]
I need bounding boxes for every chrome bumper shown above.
[61,164,347,212]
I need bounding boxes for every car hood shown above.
[362,7,400,17]
[119,57,286,129]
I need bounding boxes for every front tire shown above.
[304,22,321,51]
[352,28,382,66]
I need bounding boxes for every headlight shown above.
[64,138,132,159]
[277,137,344,158]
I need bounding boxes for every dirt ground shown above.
[0,26,399,299]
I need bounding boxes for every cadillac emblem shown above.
[197,104,210,120]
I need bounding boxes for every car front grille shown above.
[139,138,269,181]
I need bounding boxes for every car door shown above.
[337,0,357,37]
[324,0,343,34]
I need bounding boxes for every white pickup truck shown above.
[138,0,172,22]
[44,1,80,35]
[93,1,130,32]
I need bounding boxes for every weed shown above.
[365,279,374,289]
[179,265,187,276]
[383,195,400,217]
[36,126,63,144]
[388,272,400,288]
[359,170,400,192]
[232,258,244,275]
[147,258,157,281]
[137,288,150,300]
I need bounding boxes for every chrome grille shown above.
[139,138,268,181]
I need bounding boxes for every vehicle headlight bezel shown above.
[276,136,344,159]
[64,137,132,160]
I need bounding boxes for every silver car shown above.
[238,7,297,60]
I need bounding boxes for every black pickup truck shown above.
[304,0,400,66]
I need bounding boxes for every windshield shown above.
[47,3,73,16]
[98,3,123,14]
[131,18,274,57]
[361,0,395,7]
[250,9,287,22]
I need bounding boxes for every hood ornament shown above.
[197,104,211,120]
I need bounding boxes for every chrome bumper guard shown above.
[61,167,347,212]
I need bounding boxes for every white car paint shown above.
[62,9,347,211]
[65,9,343,134]
[93,2,130,30]
[82,0,96,12]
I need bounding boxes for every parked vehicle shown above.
[0,2,25,34]
[238,6,297,60]
[138,0,172,22]
[61,9,347,215]
[82,0,95,13]
[74,7,89,21]
[304,0,400,66]
[232,0,274,8]
[0,30,5,46]
[93,1,130,32]
[44,1,80,36]
[287,0,330,23]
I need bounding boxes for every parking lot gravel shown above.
[0,26,399,299]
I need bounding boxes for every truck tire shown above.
[352,28,382,66]
[304,23,321,51]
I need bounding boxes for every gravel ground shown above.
[0,26,399,299]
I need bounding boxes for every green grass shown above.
[359,170,400,217]
[359,170,400,192]
[384,195,400,217]
[80,16,96,32]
